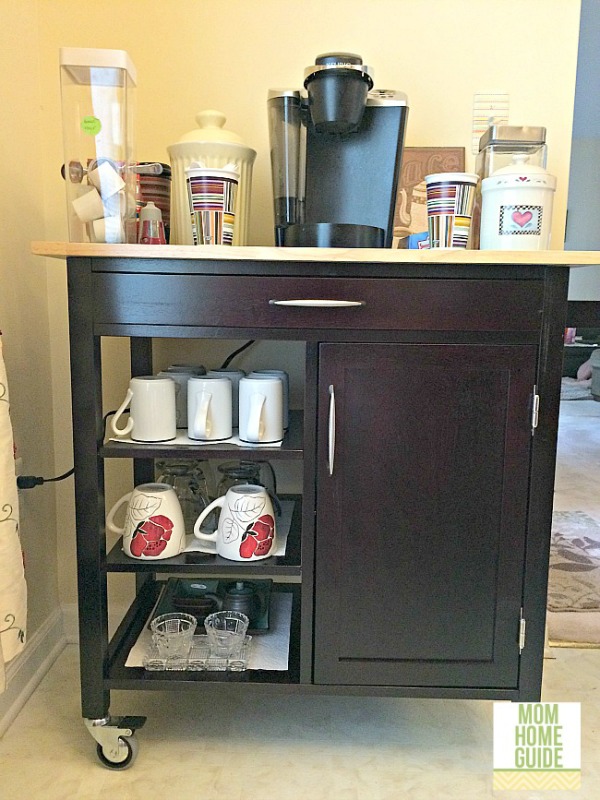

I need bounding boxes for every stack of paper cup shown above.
[425,172,478,249]
[185,162,239,245]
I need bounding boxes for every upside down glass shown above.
[156,459,212,535]
[204,610,249,657]
[150,612,197,661]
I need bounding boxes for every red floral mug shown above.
[106,483,186,560]
[194,484,276,561]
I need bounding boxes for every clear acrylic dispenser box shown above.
[59,48,137,243]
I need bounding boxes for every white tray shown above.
[127,591,292,671]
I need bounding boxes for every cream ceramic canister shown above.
[479,154,556,250]
[167,110,257,246]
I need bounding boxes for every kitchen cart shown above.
[33,243,597,768]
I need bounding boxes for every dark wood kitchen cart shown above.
[33,242,597,768]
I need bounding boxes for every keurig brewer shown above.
[268,53,409,248]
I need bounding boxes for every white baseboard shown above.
[0,608,66,737]
[60,602,79,644]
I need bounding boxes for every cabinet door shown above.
[314,343,536,688]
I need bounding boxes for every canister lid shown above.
[478,124,546,151]
[59,47,137,86]
[493,154,548,175]
[175,110,247,145]
[482,154,556,190]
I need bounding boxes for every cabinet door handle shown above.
[328,384,336,476]
[269,299,365,308]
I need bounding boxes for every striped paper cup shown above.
[185,166,239,245]
[425,172,478,249]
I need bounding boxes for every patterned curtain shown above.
[0,335,27,692]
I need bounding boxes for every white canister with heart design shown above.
[479,154,556,250]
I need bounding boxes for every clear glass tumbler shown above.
[204,610,249,657]
[156,459,212,534]
[150,612,197,661]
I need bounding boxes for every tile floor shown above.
[0,402,599,799]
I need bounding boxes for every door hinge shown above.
[519,610,526,653]
[531,386,540,435]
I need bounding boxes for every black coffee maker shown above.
[268,53,409,248]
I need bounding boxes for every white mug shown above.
[187,375,232,441]
[158,365,206,428]
[238,376,284,444]
[106,482,186,560]
[194,484,276,561]
[248,370,289,429]
[111,375,176,442]
[207,368,245,427]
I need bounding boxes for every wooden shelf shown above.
[100,411,304,461]
[104,495,302,577]
[106,582,302,688]
[31,240,600,267]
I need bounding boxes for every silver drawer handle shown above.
[328,384,336,476]
[269,299,365,308]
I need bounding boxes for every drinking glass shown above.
[156,459,212,535]
[150,612,197,661]
[204,610,249,657]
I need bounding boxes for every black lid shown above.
[304,52,374,88]
[315,52,363,66]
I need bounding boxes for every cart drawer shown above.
[92,274,544,332]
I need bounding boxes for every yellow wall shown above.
[0,1,583,624]
[0,2,59,637]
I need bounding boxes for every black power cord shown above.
[15,345,255,490]
[220,340,255,368]
[17,408,118,490]
[17,467,75,490]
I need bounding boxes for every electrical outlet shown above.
[15,457,23,476]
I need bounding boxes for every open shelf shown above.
[106,580,302,688]
[104,495,302,576]
[100,410,304,461]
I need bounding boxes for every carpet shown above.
[548,511,600,610]
[547,511,600,645]
[560,377,593,401]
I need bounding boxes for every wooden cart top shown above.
[31,241,600,267]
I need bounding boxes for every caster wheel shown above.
[96,734,138,770]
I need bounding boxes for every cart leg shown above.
[85,715,146,770]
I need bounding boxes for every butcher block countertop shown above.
[31,242,600,267]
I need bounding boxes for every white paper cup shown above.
[425,172,478,249]
[72,186,104,223]
[88,160,126,198]
[92,215,125,243]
